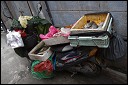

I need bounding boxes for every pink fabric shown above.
[39,26,59,40]
[40,25,71,40]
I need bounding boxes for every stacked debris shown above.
[6,12,126,79]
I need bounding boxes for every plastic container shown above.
[70,12,112,35]
[68,35,110,48]
[28,40,53,61]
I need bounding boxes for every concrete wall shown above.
[1,1,51,30]
[47,1,127,39]
[1,1,127,39]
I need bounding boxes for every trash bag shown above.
[22,33,38,52]
[14,47,29,58]
[13,33,38,58]
[99,31,126,60]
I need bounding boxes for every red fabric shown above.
[15,29,27,37]
[34,60,53,73]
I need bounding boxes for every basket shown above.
[28,40,53,61]
[68,34,110,48]
[70,12,112,35]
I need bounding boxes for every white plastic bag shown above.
[61,27,70,35]
[6,31,24,48]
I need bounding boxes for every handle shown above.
[107,18,112,32]
[79,37,92,40]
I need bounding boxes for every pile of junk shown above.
[6,12,126,79]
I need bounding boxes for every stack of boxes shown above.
[68,12,113,48]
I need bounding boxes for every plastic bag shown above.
[6,31,24,48]
[99,31,126,60]
[31,53,55,79]
[34,60,53,73]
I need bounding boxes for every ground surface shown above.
[1,32,127,84]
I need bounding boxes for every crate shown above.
[70,12,112,35]
[28,40,53,61]
[43,36,70,46]
[68,35,110,48]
